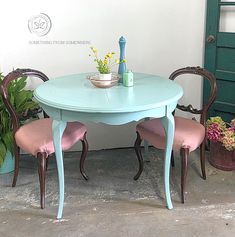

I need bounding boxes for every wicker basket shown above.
[209,141,235,171]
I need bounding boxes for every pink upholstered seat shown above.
[15,118,87,156]
[137,117,205,152]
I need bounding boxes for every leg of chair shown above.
[38,152,47,209]
[134,132,144,180]
[180,147,189,204]
[46,158,49,171]
[171,150,175,167]
[80,133,89,181]
[12,144,20,187]
[205,138,210,151]
[200,139,206,180]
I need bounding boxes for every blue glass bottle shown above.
[118,36,126,83]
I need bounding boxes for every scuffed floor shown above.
[0,148,235,237]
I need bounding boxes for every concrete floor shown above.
[0,147,235,237]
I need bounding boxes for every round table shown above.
[34,72,183,219]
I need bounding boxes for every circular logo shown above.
[28,13,52,37]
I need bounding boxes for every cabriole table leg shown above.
[52,120,67,219]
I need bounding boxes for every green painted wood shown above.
[204,0,235,121]
[52,120,67,219]
[217,32,235,48]
[219,2,235,6]
[215,70,235,82]
[216,79,235,103]
[34,72,183,218]
[214,102,235,121]
[34,73,183,113]
[214,101,235,113]
[204,0,220,73]
[217,48,235,71]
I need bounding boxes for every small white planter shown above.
[99,73,112,81]
[98,73,112,86]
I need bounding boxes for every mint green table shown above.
[34,72,183,219]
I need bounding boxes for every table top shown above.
[34,72,183,113]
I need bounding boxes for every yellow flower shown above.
[104,59,108,64]
[105,53,113,59]
[89,46,126,74]
[90,46,97,53]
[122,59,126,63]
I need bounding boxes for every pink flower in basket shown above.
[206,116,235,151]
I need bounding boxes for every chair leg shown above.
[80,132,89,181]
[46,158,49,171]
[134,132,144,180]
[205,138,210,151]
[12,144,20,187]
[200,139,206,180]
[38,152,47,209]
[180,147,189,204]
[171,150,175,167]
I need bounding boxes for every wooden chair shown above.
[0,68,89,208]
[134,66,217,203]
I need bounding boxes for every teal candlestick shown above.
[118,36,126,83]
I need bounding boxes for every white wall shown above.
[0,0,207,150]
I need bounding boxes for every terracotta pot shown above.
[209,141,235,171]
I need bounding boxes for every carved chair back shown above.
[169,66,217,126]
[0,68,49,136]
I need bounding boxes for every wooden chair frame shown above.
[0,68,89,208]
[134,66,217,203]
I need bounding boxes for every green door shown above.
[204,0,235,122]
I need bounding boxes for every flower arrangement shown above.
[89,46,126,74]
[206,116,235,151]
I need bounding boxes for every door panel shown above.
[217,32,235,48]
[204,0,235,122]
[216,80,235,101]
[217,48,235,71]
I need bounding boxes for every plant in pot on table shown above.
[206,116,235,171]
[0,72,40,174]
[88,46,126,87]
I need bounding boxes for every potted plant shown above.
[206,116,235,171]
[0,72,40,174]
[89,46,126,80]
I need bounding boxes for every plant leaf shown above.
[15,76,27,92]
[0,141,7,167]
[2,131,13,154]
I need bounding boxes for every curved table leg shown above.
[161,111,174,210]
[143,117,150,162]
[52,120,67,219]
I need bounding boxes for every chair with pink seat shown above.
[0,68,89,209]
[134,66,217,203]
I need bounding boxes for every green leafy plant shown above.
[0,72,40,166]
[89,46,126,74]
